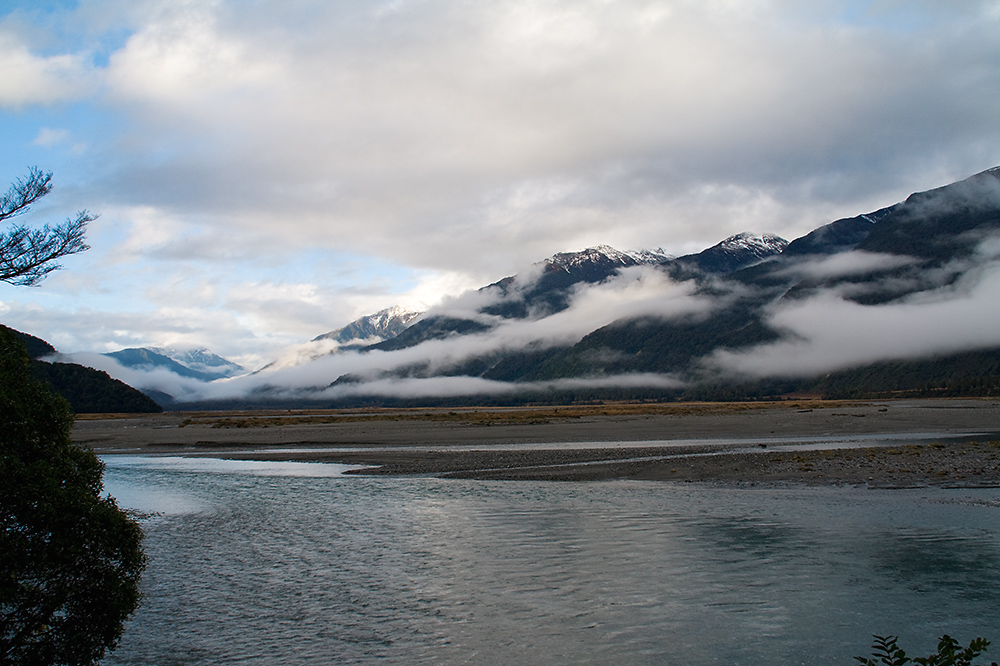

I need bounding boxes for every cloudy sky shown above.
[1,0,999,369]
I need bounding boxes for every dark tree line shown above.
[0,167,92,286]
[1,169,145,664]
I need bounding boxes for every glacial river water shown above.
[101,456,1000,665]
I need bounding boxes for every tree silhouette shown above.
[1,170,144,664]
[0,327,146,664]
[0,167,93,286]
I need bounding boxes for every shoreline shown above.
[76,398,1000,488]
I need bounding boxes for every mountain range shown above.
[4,326,162,413]
[289,164,1000,405]
[15,164,1000,409]
[104,347,245,382]
[313,305,423,348]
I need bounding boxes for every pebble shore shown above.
[77,399,1000,487]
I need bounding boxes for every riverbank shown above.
[76,398,1000,487]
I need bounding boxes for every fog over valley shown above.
[40,166,1000,406]
[3,1,1000,407]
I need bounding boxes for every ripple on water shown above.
[100,463,1000,666]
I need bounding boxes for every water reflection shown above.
[102,456,368,516]
[869,529,1000,602]
[105,455,367,478]
[100,461,1000,666]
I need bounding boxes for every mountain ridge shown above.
[104,347,244,382]
[313,305,423,347]
[3,326,162,413]
[324,164,1000,401]
[56,163,1000,407]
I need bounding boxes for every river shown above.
[101,456,1000,665]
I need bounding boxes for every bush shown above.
[857,634,998,666]
[1,327,146,664]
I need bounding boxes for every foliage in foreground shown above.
[1,327,146,664]
[857,635,998,666]
[0,166,92,287]
[4,326,163,414]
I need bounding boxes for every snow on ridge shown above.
[314,305,423,343]
[148,346,245,376]
[367,305,423,328]
[715,232,788,255]
[546,245,672,269]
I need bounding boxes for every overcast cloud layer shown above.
[1,0,1000,368]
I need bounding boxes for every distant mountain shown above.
[857,165,1000,261]
[32,362,166,414]
[670,232,788,274]
[371,237,786,357]
[167,164,1000,407]
[313,305,423,348]
[782,206,896,257]
[3,326,162,413]
[375,245,676,350]
[153,347,245,379]
[526,165,1000,384]
[544,245,672,272]
[248,306,425,374]
[105,347,244,382]
[352,166,1000,400]
[478,245,673,319]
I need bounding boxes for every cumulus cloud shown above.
[80,0,1000,272]
[5,0,1000,370]
[0,34,95,107]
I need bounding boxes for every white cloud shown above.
[105,1,278,110]
[86,0,1000,267]
[68,352,211,402]
[708,257,1000,378]
[0,34,95,107]
[775,251,918,280]
[33,127,70,146]
[5,0,1000,368]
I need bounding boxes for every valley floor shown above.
[75,398,1000,487]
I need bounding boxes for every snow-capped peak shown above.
[366,305,423,330]
[313,305,423,344]
[714,232,788,255]
[545,245,672,270]
[148,347,245,378]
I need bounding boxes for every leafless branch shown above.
[0,167,53,222]
[0,168,93,286]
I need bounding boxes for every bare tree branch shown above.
[0,168,93,286]
[0,167,53,222]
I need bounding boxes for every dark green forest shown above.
[4,326,161,413]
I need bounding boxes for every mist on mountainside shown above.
[60,166,1000,406]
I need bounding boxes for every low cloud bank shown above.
[708,244,1000,378]
[76,266,705,402]
[67,353,217,403]
[72,237,1000,402]
[773,251,917,280]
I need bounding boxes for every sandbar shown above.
[75,399,1000,487]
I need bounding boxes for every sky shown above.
[1,0,1000,371]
